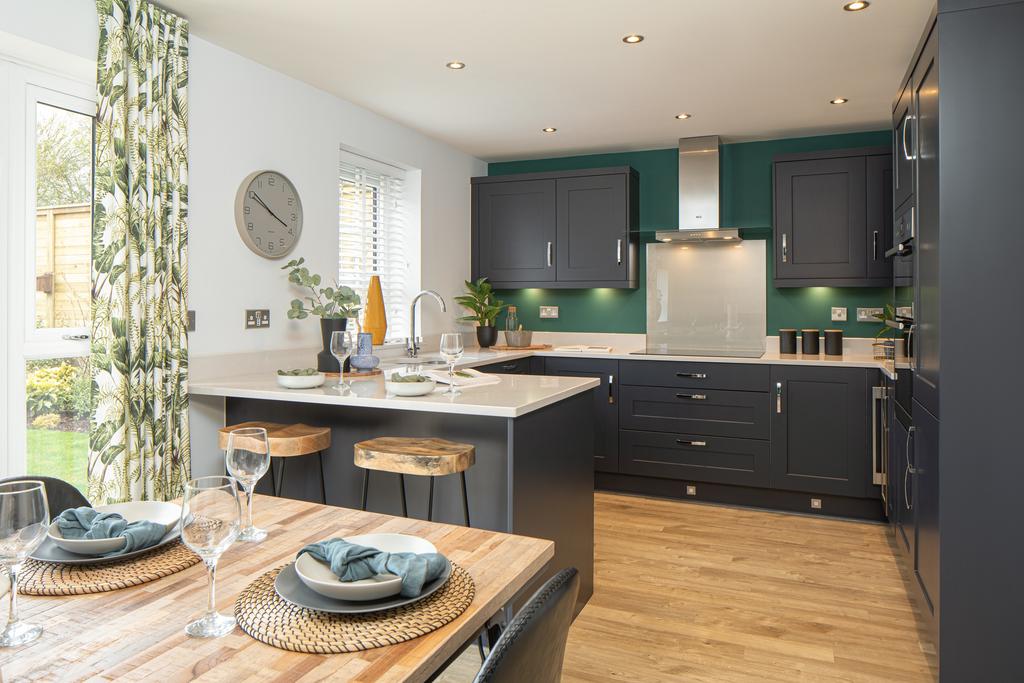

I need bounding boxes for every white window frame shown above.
[1,49,94,479]
[338,147,421,345]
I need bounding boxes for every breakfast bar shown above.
[188,369,598,609]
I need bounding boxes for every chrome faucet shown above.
[406,289,446,357]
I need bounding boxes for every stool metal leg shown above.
[460,471,471,527]
[398,474,408,517]
[274,457,286,498]
[360,469,369,511]
[426,477,435,522]
[318,451,327,505]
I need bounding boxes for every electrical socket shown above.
[685,485,697,496]
[810,498,823,510]
[831,307,848,322]
[857,307,884,322]
[245,309,270,329]
[539,305,559,319]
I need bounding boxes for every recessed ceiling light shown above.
[622,34,644,44]
[843,1,870,11]
[675,113,692,120]
[830,97,849,104]
[445,61,466,70]
[542,127,557,133]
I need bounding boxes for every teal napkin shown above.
[56,507,167,556]
[298,538,447,598]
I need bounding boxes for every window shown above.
[338,153,411,341]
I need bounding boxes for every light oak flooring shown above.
[442,492,938,682]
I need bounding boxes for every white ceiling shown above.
[163,0,933,162]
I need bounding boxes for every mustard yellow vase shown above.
[363,275,388,344]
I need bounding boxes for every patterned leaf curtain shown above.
[89,0,190,503]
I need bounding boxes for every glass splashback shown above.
[645,240,767,357]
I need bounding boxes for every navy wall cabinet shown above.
[769,366,872,498]
[773,147,893,288]
[544,357,619,473]
[472,167,639,289]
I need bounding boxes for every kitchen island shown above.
[188,367,598,609]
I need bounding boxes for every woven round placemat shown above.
[234,563,475,654]
[17,541,201,596]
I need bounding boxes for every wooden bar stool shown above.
[218,421,331,503]
[353,437,475,525]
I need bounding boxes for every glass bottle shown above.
[505,305,519,333]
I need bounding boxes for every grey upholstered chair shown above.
[473,568,580,683]
[0,476,89,516]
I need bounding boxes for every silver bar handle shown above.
[904,426,916,510]
[61,333,90,341]
[782,234,788,263]
[872,230,879,261]
[546,241,553,267]
[871,386,885,486]
[608,374,615,405]
[776,382,783,413]
[616,239,622,265]
[901,114,913,161]
[907,323,916,369]
[676,439,707,447]
[676,372,707,379]
[675,393,707,401]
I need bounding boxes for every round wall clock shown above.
[234,170,303,258]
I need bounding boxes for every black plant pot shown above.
[317,318,349,373]
[476,325,498,348]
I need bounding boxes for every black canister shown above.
[779,329,797,354]
[824,329,844,356]
[801,329,820,355]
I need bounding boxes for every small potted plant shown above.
[281,257,361,372]
[455,277,505,348]
[872,304,899,360]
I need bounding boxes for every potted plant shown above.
[455,278,505,348]
[872,304,899,360]
[281,257,361,372]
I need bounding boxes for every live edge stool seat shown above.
[354,437,475,525]
[218,421,331,503]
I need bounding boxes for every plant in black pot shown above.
[281,257,361,372]
[872,304,899,360]
[455,278,505,348]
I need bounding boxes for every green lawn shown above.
[26,428,88,495]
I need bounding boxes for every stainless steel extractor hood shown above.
[654,135,741,243]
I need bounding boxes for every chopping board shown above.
[489,344,552,351]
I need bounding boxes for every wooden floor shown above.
[443,492,938,682]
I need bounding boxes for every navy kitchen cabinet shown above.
[769,366,871,497]
[475,357,544,375]
[619,429,770,488]
[892,83,915,211]
[544,357,619,473]
[890,409,914,559]
[912,401,939,620]
[773,147,892,288]
[472,167,638,289]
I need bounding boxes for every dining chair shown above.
[473,568,580,683]
[0,475,89,515]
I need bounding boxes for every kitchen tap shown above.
[406,290,446,357]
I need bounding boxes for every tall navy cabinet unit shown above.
[889,3,1024,679]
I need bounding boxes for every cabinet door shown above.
[555,174,628,282]
[474,179,556,283]
[866,155,893,280]
[912,400,939,617]
[770,366,871,497]
[913,37,940,418]
[890,413,914,559]
[774,156,867,281]
[893,84,916,211]
[545,358,618,472]
[475,358,532,375]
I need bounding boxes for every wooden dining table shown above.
[0,495,554,682]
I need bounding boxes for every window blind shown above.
[338,159,408,341]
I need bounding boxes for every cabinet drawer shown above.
[619,360,768,392]
[620,429,770,488]
[619,386,769,439]
[476,358,531,375]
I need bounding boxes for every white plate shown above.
[277,373,325,389]
[294,533,437,601]
[384,378,437,397]
[47,501,181,555]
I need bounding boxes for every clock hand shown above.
[252,192,289,228]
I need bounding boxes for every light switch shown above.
[187,310,196,332]
[245,309,270,329]
[831,307,848,322]
[539,305,559,319]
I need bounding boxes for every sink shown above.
[391,358,449,366]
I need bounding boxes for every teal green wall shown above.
[488,130,892,337]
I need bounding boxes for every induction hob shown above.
[629,347,766,359]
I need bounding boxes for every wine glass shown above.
[330,328,354,389]
[439,332,465,395]
[225,427,271,543]
[0,480,49,647]
[180,476,241,638]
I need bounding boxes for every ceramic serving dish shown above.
[276,372,326,389]
[293,533,437,601]
[47,501,181,555]
[384,377,437,397]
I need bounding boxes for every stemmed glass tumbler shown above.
[439,333,465,395]
[0,480,49,647]
[180,476,241,638]
[330,329,354,390]
[225,427,271,542]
